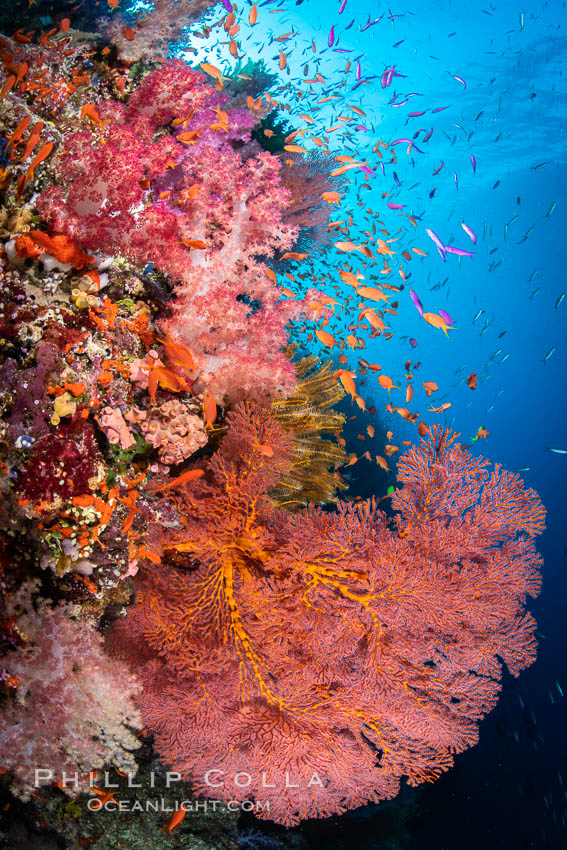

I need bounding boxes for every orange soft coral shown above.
[29,230,94,269]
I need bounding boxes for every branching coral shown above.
[110,416,544,825]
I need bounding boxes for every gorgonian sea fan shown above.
[110,418,545,826]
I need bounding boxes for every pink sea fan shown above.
[101,0,219,64]
[110,419,544,825]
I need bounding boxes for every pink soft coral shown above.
[37,62,306,405]
[0,583,142,799]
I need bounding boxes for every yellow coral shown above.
[51,391,77,425]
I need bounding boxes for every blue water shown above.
[222,1,567,845]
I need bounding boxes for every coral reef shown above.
[0,5,547,840]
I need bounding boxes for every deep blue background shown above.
[231,1,567,845]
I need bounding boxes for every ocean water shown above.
[2,0,566,846]
[227,3,567,843]
[197,1,567,845]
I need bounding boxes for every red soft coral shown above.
[37,62,305,404]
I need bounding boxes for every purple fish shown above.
[454,172,458,189]
[356,124,370,132]
[444,245,474,257]
[328,26,335,47]
[345,18,355,29]
[422,127,434,142]
[452,74,466,88]
[388,202,404,210]
[408,110,427,117]
[356,60,362,80]
[438,309,454,325]
[221,0,232,10]
[361,14,383,31]
[359,165,374,176]
[391,99,408,108]
[471,153,476,173]
[425,228,447,262]
[379,161,385,175]
[338,0,347,12]
[431,105,449,113]
[461,222,477,244]
[409,290,424,317]
[409,337,418,349]
[393,171,401,186]
[390,138,424,153]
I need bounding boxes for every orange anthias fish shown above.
[255,443,274,457]
[148,366,190,402]
[203,391,217,428]
[356,286,390,303]
[467,371,477,390]
[179,238,207,249]
[359,307,388,332]
[428,402,452,414]
[80,103,104,127]
[16,121,44,162]
[337,370,356,398]
[422,381,439,397]
[147,468,204,492]
[422,312,456,336]
[165,805,187,834]
[0,75,15,101]
[158,334,196,375]
[378,374,399,395]
[26,141,53,177]
[200,62,223,89]
[249,3,258,24]
[315,328,337,348]
[4,117,30,158]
